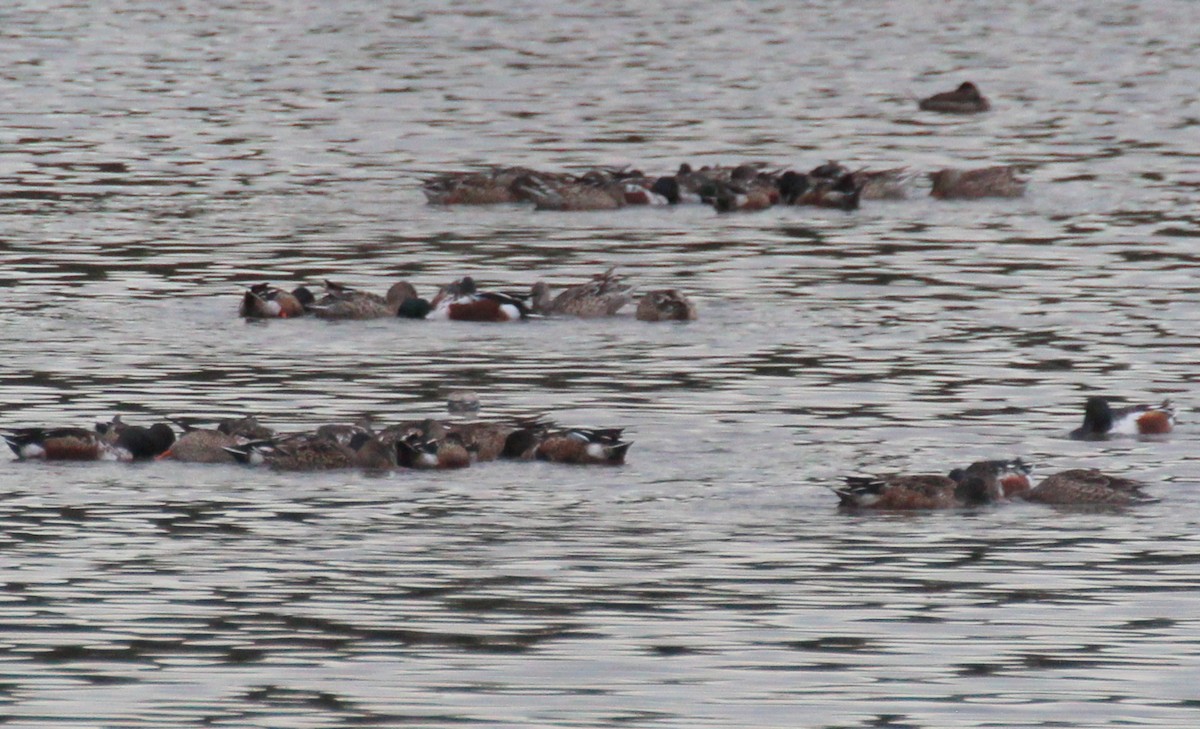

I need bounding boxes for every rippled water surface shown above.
[2,1,1200,726]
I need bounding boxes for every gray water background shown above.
[0,1,1199,726]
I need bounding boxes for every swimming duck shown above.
[948,458,1034,498]
[1069,397,1175,440]
[157,426,242,464]
[918,81,990,113]
[217,415,275,441]
[929,166,1025,199]
[636,290,697,322]
[239,283,315,319]
[515,169,628,211]
[1021,469,1155,506]
[224,430,391,471]
[529,267,633,318]
[395,431,472,469]
[421,166,551,205]
[310,280,424,320]
[428,277,529,322]
[503,426,631,465]
[776,168,862,210]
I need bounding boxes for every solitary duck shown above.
[834,459,1026,510]
[1021,469,1155,506]
[1069,397,1175,440]
[428,277,529,322]
[530,267,633,318]
[918,81,990,113]
[636,290,697,322]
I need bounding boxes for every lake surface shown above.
[1,0,1199,726]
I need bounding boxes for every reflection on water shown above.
[2,0,1200,726]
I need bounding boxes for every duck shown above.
[515,170,627,211]
[918,81,990,113]
[310,280,425,320]
[1069,397,1175,440]
[5,421,175,462]
[776,168,862,211]
[217,415,275,441]
[948,458,1034,498]
[1020,469,1156,506]
[833,459,1026,509]
[929,166,1025,199]
[428,277,529,322]
[224,434,349,471]
[421,166,549,205]
[503,426,631,465]
[239,283,315,319]
[636,290,697,322]
[529,267,633,318]
[157,426,242,464]
[395,431,472,469]
[696,165,780,212]
[622,176,682,206]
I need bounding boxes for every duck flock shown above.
[419,84,1020,213]
[1,83,1176,510]
[3,408,631,472]
[238,267,696,324]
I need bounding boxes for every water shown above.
[1,0,1199,725]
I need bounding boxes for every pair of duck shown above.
[3,416,177,462]
[835,396,1177,510]
[242,270,698,323]
[240,280,432,320]
[835,459,1153,510]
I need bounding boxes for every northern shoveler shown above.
[776,168,862,210]
[948,458,1034,499]
[217,415,275,441]
[428,277,529,322]
[918,81,990,113]
[515,170,628,211]
[157,426,242,464]
[1070,397,1175,440]
[395,432,472,469]
[421,166,551,205]
[239,283,315,319]
[929,166,1025,199]
[311,280,424,320]
[834,459,1024,509]
[622,176,682,206]
[503,426,631,465]
[1021,469,1155,505]
[636,290,697,322]
[5,421,175,462]
[224,432,389,471]
[529,267,633,318]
